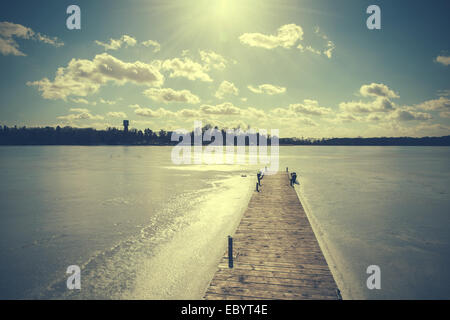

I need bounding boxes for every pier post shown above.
[228,236,233,268]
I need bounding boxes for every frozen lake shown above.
[0,146,449,299]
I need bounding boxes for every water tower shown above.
[123,120,129,132]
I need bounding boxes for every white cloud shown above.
[367,114,383,121]
[141,39,161,52]
[336,112,361,123]
[239,24,303,49]
[200,102,241,115]
[177,109,200,118]
[314,27,335,58]
[248,84,286,95]
[270,100,331,117]
[323,40,335,59]
[271,107,318,126]
[70,98,91,105]
[339,97,395,113]
[199,50,227,71]
[335,84,441,127]
[58,108,104,121]
[0,21,63,56]
[439,111,450,118]
[158,50,228,82]
[338,84,399,119]
[143,87,200,104]
[288,100,332,115]
[436,55,450,66]
[215,81,239,99]
[414,96,450,111]
[437,89,450,97]
[162,57,212,82]
[0,37,23,56]
[134,105,199,118]
[70,108,90,113]
[411,123,450,136]
[390,108,432,121]
[132,102,267,120]
[314,26,327,39]
[96,35,162,53]
[0,21,33,39]
[27,53,164,100]
[299,45,322,55]
[95,35,137,51]
[99,98,117,105]
[297,26,335,58]
[106,111,127,118]
[134,107,174,118]
[360,83,399,98]
[246,107,267,118]
[35,33,64,47]
[71,97,118,106]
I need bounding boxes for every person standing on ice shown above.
[257,171,263,186]
[290,172,297,187]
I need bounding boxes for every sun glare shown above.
[210,0,235,19]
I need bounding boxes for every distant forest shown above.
[1,125,450,146]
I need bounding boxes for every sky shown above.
[0,0,449,138]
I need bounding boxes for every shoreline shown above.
[125,173,255,299]
[1,144,450,147]
[199,173,255,299]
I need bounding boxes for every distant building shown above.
[123,120,129,132]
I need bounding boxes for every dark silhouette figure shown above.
[290,172,297,187]
[257,170,264,186]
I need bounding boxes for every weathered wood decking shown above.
[203,172,341,300]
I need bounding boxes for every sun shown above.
[209,0,236,20]
[149,0,268,51]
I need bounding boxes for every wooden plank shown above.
[208,280,338,296]
[205,285,337,300]
[204,292,273,300]
[203,172,340,300]
[211,273,337,288]
[217,261,335,273]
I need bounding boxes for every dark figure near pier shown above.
[257,170,264,186]
[290,172,297,187]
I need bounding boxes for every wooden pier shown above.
[203,172,341,300]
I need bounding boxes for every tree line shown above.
[0,125,449,146]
